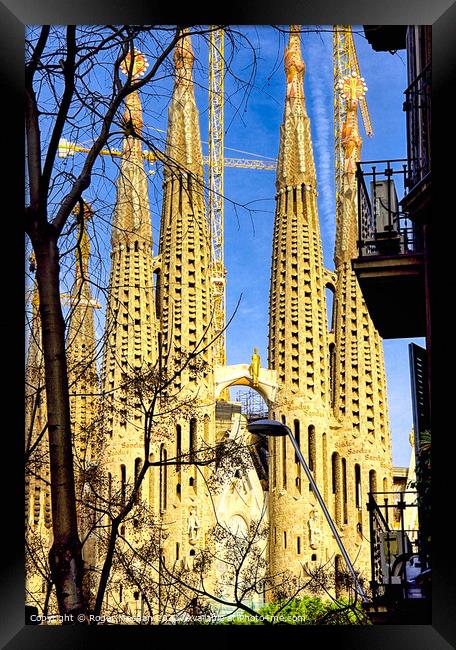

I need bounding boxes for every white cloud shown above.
[304,33,336,263]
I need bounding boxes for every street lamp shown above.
[247,418,368,602]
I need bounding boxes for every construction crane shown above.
[333,25,373,238]
[208,28,226,376]
[58,139,275,171]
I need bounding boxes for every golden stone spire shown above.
[284,25,305,99]
[165,29,204,177]
[174,29,194,88]
[267,26,332,587]
[111,47,153,247]
[276,25,316,190]
[120,47,149,137]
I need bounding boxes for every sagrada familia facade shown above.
[25,27,393,620]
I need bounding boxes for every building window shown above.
[308,425,316,491]
[176,543,180,561]
[308,425,316,472]
[342,457,348,524]
[281,415,287,488]
[189,418,197,462]
[294,419,300,464]
[297,536,301,555]
[160,444,167,511]
[369,469,377,494]
[355,463,361,509]
[322,433,328,503]
[134,457,142,504]
[204,414,210,445]
[120,464,126,506]
[284,531,287,549]
[176,424,182,469]
[272,438,277,489]
[282,436,287,489]
[331,452,338,495]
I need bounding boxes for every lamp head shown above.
[247,419,288,437]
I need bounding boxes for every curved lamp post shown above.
[247,418,368,603]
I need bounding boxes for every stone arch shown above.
[214,364,278,404]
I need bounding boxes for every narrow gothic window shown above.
[294,419,300,464]
[308,425,316,473]
[331,452,338,494]
[369,469,377,494]
[355,464,361,509]
[134,457,142,504]
[189,418,197,462]
[160,444,167,511]
[120,464,126,506]
[176,424,182,469]
[342,458,348,524]
[282,436,287,488]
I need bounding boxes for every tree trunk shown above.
[34,233,85,619]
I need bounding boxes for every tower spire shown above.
[276,25,316,190]
[268,27,331,588]
[153,28,215,607]
[329,64,393,575]
[111,48,152,247]
[334,71,366,265]
[101,41,158,468]
[164,29,204,178]
[66,201,100,461]
[159,29,212,373]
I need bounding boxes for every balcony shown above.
[352,159,426,339]
[402,63,431,220]
[364,491,431,624]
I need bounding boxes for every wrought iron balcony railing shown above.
[404,63,431,192]
[367,491,429,602]
[356,159,423,257]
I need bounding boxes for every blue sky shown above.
[44,25,422,468]
[197,26,422,468]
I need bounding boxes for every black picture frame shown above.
[3,0,452,647]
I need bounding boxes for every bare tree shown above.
[24,23,258,617]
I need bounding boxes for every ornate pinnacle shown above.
[174,30,194,87]
[120,47,149,137]
[284,25,305,99]
[120,46,149,81]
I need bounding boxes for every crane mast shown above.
[208,27,226,374]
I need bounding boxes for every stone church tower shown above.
[268,26,334,586]
[267,26,393,594]
[99,59,160,606]
[155,30,216,583]
[329,70,393,576]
